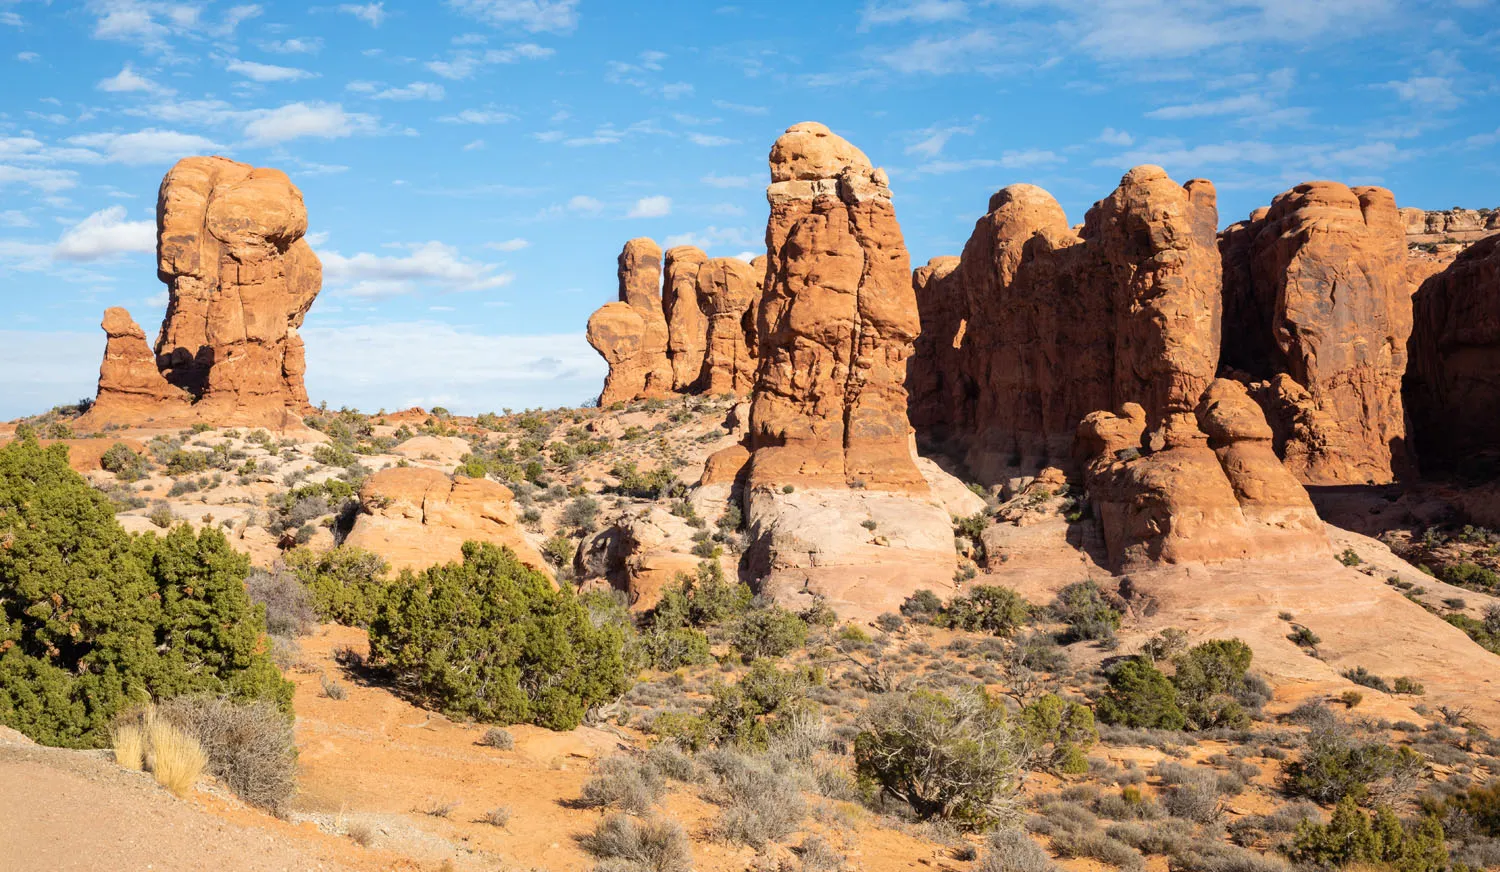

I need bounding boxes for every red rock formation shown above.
[343,466,550,576]
[734,122,959,618]
[1401,206,1500,244]
[906,256,965,445]
[1406,235,1500,473]
[748,121,926,493]
[663,245,709,391]
[909,167,1221,485]
[696,256,762,395]
[1219,182,1412,484]
[80,156,321,430]
[84,307,192,426]
[154,156,321,422]
[589,238,759,405]
[1078,379,1328,571]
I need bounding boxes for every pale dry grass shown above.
[110,722,147,771]
[141,709,207,797]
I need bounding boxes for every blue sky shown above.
[1,0,1497,418]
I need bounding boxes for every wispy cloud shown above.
[627,195,672,218]
[321,241,515,298]
[226,59,317,83]
[446,0,580,34]
[242,102,378,144]
[915,150,1064,174]
[339,3,387,27]
[52,206,154,261]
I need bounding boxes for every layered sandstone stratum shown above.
[80,156,322,431]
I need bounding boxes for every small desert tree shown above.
[854,687,1023,829]
[0,438,291,748]
[369,541,631,730]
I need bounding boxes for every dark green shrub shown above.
[941,585,1032,636]
[368,541,630,730]
[0,438,291,748]
[1343,666,1393,693]
[542,533,575,567]
[1171,638,1255,729]
[165,449,211,475]
[650,561,752,631]
[1288,797,1447,872]
[1283,724,1425,804]
[100,442,147,480]
[1053,581,1122,642]
[854,687,1021,829]
[641,626,713,670]
[901,589,944,622]
[1019,693,1097,774]
[1423,780,1500,837]
[284,546,389,627]
[701,660,817,750]
[730,606,807,660]
[1095,659,1186,730]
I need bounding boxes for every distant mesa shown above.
[80,155,322,431]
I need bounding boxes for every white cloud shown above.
[1146,93,1275,120]
[1097,127,1134,146]
[662,225,757,253]
[1002,0,1398,62]
[446,0,580,34]
[98,65,169,94]
[2,12,22,27]
[861,0,967,27]
[487,238,529,252]
[905,125,972,158]
[880,30,997,74]
[17,51,39,61]
[226,59,316,82]
[427,43,554,79]
[463,139,485,151]
[338,2,386,26]
[321,241,515,298]
[373,81,446,101]
[439,108,516,123]
[687,133,736,146]
[0,165,78,192]
[628,196,672,218]
[66,129,221,165]
[1383,75,1462,110]
[567,195,603,214]
[701,173,755,188]
[263,36,322,53]
[52,205,155,261]
[711,99,767,115]
[0,210,34,227]
[916,150,1065,174]
[242,102,377,144]
[300,322,605,414]
[87,0,261,50]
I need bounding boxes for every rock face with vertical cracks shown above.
[739,122,958,619]
[663,245,709,391]
[1219,182,1412,484]
[697,256,762,395]
[80,156,322,430]
[1406,235,1500,474]
[85,307,193,425]
[907,167,1222,486]
[589,240,766,404]
[1077,379,1328,571]
[589,238,675,406]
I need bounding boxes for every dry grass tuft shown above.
[111,722,147,771]
[144,713,207,797]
